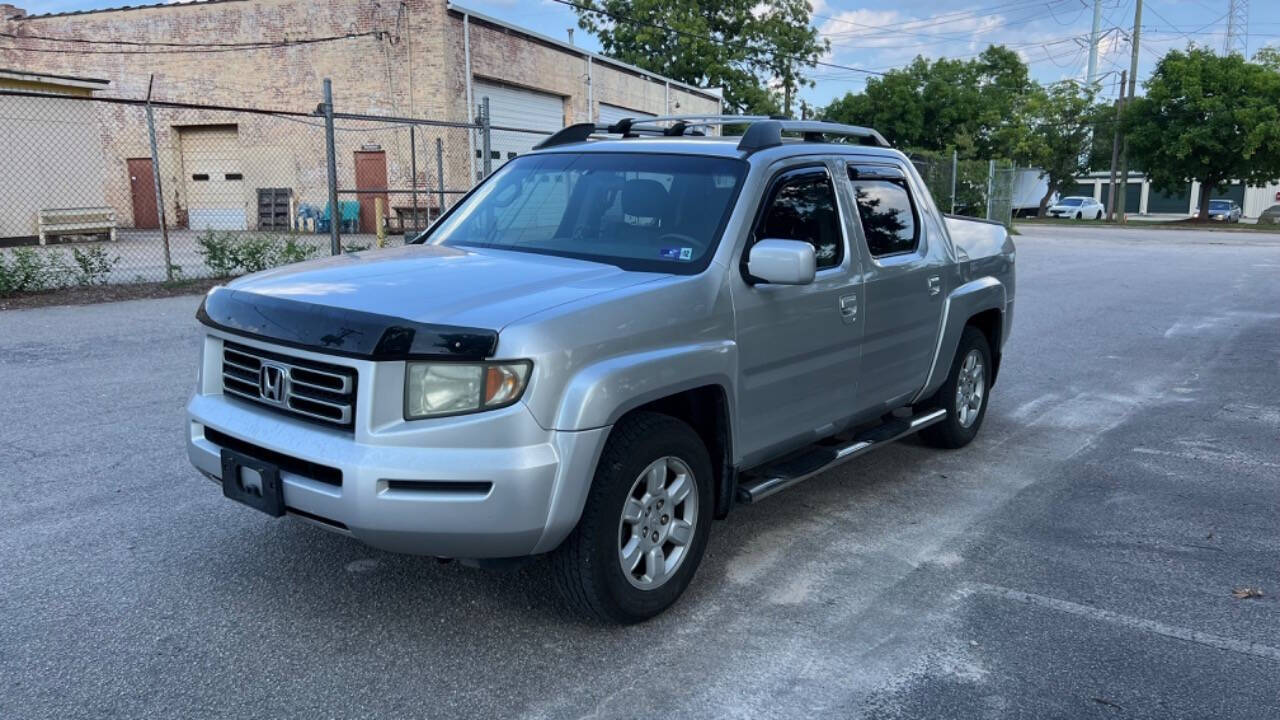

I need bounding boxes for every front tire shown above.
[919,326,992,449]
[551,412,713,623]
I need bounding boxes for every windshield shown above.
[1059,198,1084,206]
[422,152,747,273]
[1210,200,1231,211]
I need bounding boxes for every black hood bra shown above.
[197,287,498,361]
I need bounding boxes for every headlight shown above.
[404,360,531,419]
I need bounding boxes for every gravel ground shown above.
[2,224,1278,719]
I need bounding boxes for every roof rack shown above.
[533,115,768,150]
[531,115,890,152]
[737,120,890,151]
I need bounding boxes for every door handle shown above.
[927,276,941,296]
[839,293,857,324]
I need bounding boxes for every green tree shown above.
[820,47,1034,159]
[1012,82,1099,216]
[1124,48,1280,220]
[1254,46,1280,72]
[571,0,827,115]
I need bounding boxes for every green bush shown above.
[196,230,238,277]
[230,234,278,274]
[70,246,120,286]
[1,245,122,296]
[196,230,321,278]
[277,236,321,265]
[0,248,61,296]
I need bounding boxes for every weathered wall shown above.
[458,10,720,124]
[0,0,721,231]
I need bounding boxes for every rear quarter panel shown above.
[914,216,1015,400]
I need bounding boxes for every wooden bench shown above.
[37,207,118,245]
[387,205,439,234]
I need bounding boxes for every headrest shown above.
[622,179,669,219]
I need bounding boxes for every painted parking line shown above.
[969,583,1280,663]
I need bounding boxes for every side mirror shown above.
[747,239,816,285]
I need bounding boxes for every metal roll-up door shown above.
[598,103,654,127]
[181,125,246,231]
[1220,182,1246,206]
[473,80,564,169]
[1101,182,1142,214]
[1147,182,1193,214]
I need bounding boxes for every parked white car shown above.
[1047,196,1104,219]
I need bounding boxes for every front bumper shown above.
[187,333,610,558]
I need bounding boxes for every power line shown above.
[823,9,1083,51]
[816,0,1071,39]
[552,0,886,76]
[825,27,1094,55]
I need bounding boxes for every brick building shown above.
[0,0,722,236]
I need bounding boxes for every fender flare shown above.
[532,342,737,553]
[912,277,1006,404]
[550,340,737,431]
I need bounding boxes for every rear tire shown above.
[919,326,992,449]
[551,412,713,624]
[1095,210,1103,219]
[1075,211,1082,219]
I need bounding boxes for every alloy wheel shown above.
[954,349,986,428]
[617,456,698,590]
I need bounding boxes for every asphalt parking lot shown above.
[2,224,1278,719]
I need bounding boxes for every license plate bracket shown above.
[221,448,284,517]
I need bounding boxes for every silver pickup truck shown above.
[187,117,1014,623]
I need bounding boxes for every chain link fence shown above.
[2,87,1023,298]
[907,149,1019,228]
[0,87,520,295]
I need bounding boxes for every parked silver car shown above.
[1197,199,1242,222]
[187,116,1015,622]
[1047,196,1104,219]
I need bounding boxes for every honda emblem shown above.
[259,362,287,404]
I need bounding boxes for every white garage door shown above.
[473,80,564,169]
[598,103,655,127]
[181,126,246,231]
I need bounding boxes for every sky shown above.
[10,0,1279,107]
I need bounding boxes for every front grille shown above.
[220,341,357,429]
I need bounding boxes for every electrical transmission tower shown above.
[1225,0,1249,56]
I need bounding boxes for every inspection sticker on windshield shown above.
[660,247,693,261]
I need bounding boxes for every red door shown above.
[354,151,388,233]
[127,158,159,229]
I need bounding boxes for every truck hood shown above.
[224,244,665,331]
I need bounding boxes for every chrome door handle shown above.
[927,276,941,296]
[839,293,857,324]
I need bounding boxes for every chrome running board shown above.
[736,408,947,504]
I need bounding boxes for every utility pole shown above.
[1116,0,1142,224]
[1086,0,1103,88]
[1106,70,1126,222]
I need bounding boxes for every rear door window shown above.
[848,166,920,258]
